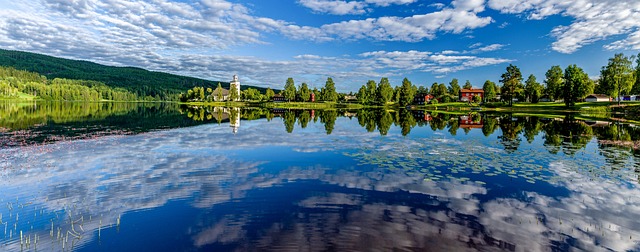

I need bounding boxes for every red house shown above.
[460,89,484,102]
[413,94,434,105]
[310,93,315,102]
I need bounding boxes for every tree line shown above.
[0,49,270,100]
[0,66,138,101]
[349,52,640,107]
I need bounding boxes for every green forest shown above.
[0,49,267,100]
[0,66,138,101]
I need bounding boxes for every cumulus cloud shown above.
[359,50,511,75]
[487,0,640,53]
[298,0,417,15]
[0,0,504,90]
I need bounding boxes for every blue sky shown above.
[0,0,638,92]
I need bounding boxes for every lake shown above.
[1,102,640,251]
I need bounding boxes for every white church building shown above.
[212,74,241,101]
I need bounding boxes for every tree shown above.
[482,80,496,102]
[242,88,261,101]
[215,82,223,101]
[599,53,636,105]
[448,78,460,97]
[633,52,640,94]
[356,84,368,104]
[398,77,416,106]
[500,64,523,106]
[430,82,441,97]
[366,79,377,103]
[283,77,296,102]
[524,74,542,103]
[473,94,481,103]
[229,83,239,101]
[298,82,311,102]
[563,64,593,106]
[265,87,275,100]
[376,77,393,104]
[463,80,472,89]
[544,66,563,101]
[322,77,338,102]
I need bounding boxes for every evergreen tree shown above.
[448,78,460,97]
[398,77,416,106]
[500,64,523,106]
[322,77,338,102]
[463,80,472,89]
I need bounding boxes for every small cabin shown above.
[585,94,611,102]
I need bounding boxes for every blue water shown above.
[1,111,640,251]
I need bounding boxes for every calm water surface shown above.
[1,102,640,251]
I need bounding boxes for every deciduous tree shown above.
[599,53,636,105]
[482,80,496,102]
[376,77,393,104]
[283,77,296,102]
[544,66,563,101]
[563,64,593,106]
[524,74,542,103]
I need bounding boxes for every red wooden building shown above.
[460,89,484,102]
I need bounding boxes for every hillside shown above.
[0,49,267,99]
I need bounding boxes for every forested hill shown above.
[0,49,266,99]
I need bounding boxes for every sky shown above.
[0,0,639,92]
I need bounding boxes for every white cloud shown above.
[487,0,640,53]
[298,0,417,15]
[359,50,511,75]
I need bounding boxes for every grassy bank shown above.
[181,101,366,109]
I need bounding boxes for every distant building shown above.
[585,94,611,102]
[460,89,484,102]
[310,93,315,102]
[272,94,286,102]
[212,87,230,101]
[539,95,553,102]
[344,95,358,102]
[229,74,241,101]
[413,94,434,105]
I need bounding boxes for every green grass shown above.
[180,101,365,109]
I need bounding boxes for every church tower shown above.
[230,74,240,101]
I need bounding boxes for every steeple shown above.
[230,74,240,101]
